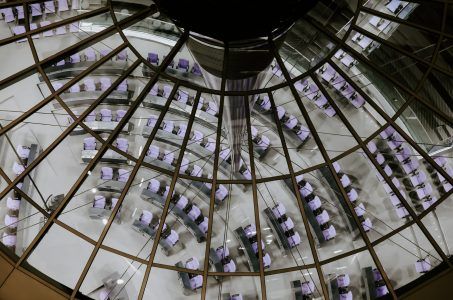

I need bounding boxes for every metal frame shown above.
[0,0,451,299]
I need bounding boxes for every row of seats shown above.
[367,140,411,218]
[334,49,357,68]
[0,0,72,23]
[378,127,438,210]
[243,224,272,268]
[147,115,271,154]
[2,145,33,249]
[138,210,179,246]
[53,78,128,93]
[149,84,218,116]
[54,49,128,67]
[145,142,233,199]
[12,21,79,42]
[146,116,255,181]
[83,137,129,153]
[316,63,366,109]
[149,119,253,181]
[425,156,452,195]
[270,202,302,248]
[100,167,129,182]
[147,179,209,234]
[255,96,312,142]
[93,195,119,210]
[295,174,337,241]
[147,52,202,76]
[332,162,373,232]
[69,108,127,124]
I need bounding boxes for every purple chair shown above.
[294,79,308,92]
[162,85,172,98]
[340,85,355,98]
[350,92,366,108]
[324,106,337,117]
[147,52,159,65]
[319,64,337,82]
[100,109,112,122]
[367,141,377,154]
[314,95,328,109]
[191,63,202,76]
[304,84,320,100]
[116,50,127,61]
[332,75,346,91]
[100,167,113,180]
[116,109,126,122]
[117,79,128,92]
[177,58,189,72]
[380,126,396,140]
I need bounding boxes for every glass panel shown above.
[265,268,324,299]
[27,223,95,289]
[206,275,262,299]
[79,249,145,300]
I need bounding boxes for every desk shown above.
[209,248,224,274]
[82,149,128,164]
[175,261,196,295]
[142,64,203,81]
[140,188,206,242]
[56,90,132,108]
[318,168,357,233]
[142,94,218,129]
[41,61,129,80]
[71,120,133,135]
[16,144,39,255]
[362,266,377,300]
[263,208,292,250]
[234,227,260,272]
[327,277,340,300]
[89,194,121,223]
[98,180,126,193]
[132,220,173,255]
[283,180,326,244]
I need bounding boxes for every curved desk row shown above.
[253,104,310,151]
[132,219,176,256]
[263,208,292,250]
[42,61,129,81]
[233,227,260,272]
[283,179,328,245]
[142,120,268,160]
[142,64,203,82]
[81,149,128,164]
[55,90,133,108]
[140,188,207,243]
[142,94,218,129]
[71,120,134,135]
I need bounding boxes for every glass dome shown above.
[0,0,452,299]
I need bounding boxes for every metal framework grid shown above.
[0,0,451,299]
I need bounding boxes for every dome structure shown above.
[0,0,452,299]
